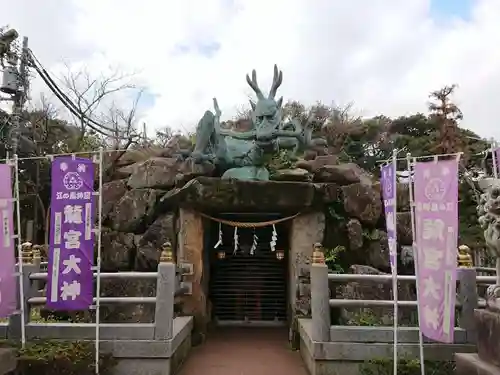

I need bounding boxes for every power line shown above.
[27,49,133,140]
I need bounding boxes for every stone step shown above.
[476,309,500,367]
[0,348,16,374]
[455,353,500,375]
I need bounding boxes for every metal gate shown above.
[209,222,288,326]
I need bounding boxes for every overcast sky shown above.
[3,0,500,140]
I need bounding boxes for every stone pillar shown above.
[178,209,207,338]
[457,268,478,343]
[154,244,176,340]
[310,244,330,342]
[288,212,325,342]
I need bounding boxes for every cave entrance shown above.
[207,213,290,327]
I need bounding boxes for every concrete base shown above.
[455,353,500,375]
[0,348,16,375]
[109,317,193,375]
[476,309,500,367]
[299,321,362,375]
[298,319,475,375]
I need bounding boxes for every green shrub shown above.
[14,341,116,375]
[346,310,384,326]
[359,357,455,375]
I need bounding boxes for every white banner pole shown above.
[406,153,425,375]
[391,149,398,375]
[491,142,498,179]
[13,154,26,348]
[94,148,104,374]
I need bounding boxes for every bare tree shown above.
[100,90,145,178]
[58,63,141,150]
[103,89,144,149]
[153,126,175,147]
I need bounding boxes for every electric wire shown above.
[27,49,132,140]
[27,49,115,132]
[29,56,118,138]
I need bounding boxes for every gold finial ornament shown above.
[160,241,173,263]
[21,242,33,264]
[32,247,41,264]
[457,245,473,268]
[312,242,325,264]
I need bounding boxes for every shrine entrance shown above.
[207,214,290,326]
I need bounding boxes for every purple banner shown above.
[0,164,17,318]
[494,147,500,176]
[414,159,459,343]
[46,157,95,310]
[381,163,397,271]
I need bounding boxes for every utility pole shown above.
[1,31,29,156]
[142,122,147,145]
[9,36,29,155]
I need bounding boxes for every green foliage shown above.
[267,149,295,174]
[14,341,116,375]
[359,357,454,375]
[346,310,384,326]
[326,202,347,223]
[362,228,381,241]
[458,180,485,252]
[324,246,345,273]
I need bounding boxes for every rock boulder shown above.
[295,155,340,172]
[109,188,164,232]
[346,218,363,250]
[341,182,382,225]
[366,230,390,270]
[271,168,312,182]
[396,212,413,245]
[101,179,128,220]
[314,163,373,186]
[127,157,214,189]
[135,213,177,271]
[100,229,138,271]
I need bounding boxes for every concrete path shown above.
[178,327,309,375]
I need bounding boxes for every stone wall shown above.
[69,141,411,325]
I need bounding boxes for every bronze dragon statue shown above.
[187,65,325,180]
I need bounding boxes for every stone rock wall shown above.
[84,140,407,323]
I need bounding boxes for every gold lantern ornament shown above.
[21,242,33,264]
[312,243,325,264]
[275,249,285,260]
[457,245,473,268]
[160,241,173,263]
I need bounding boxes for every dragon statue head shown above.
[246,65,284,145]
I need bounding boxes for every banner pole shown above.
[13,154,26,348]
[94,148,104,375]
[406,153,425,375]
[391,149,398,375]
[491,143,498,179]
